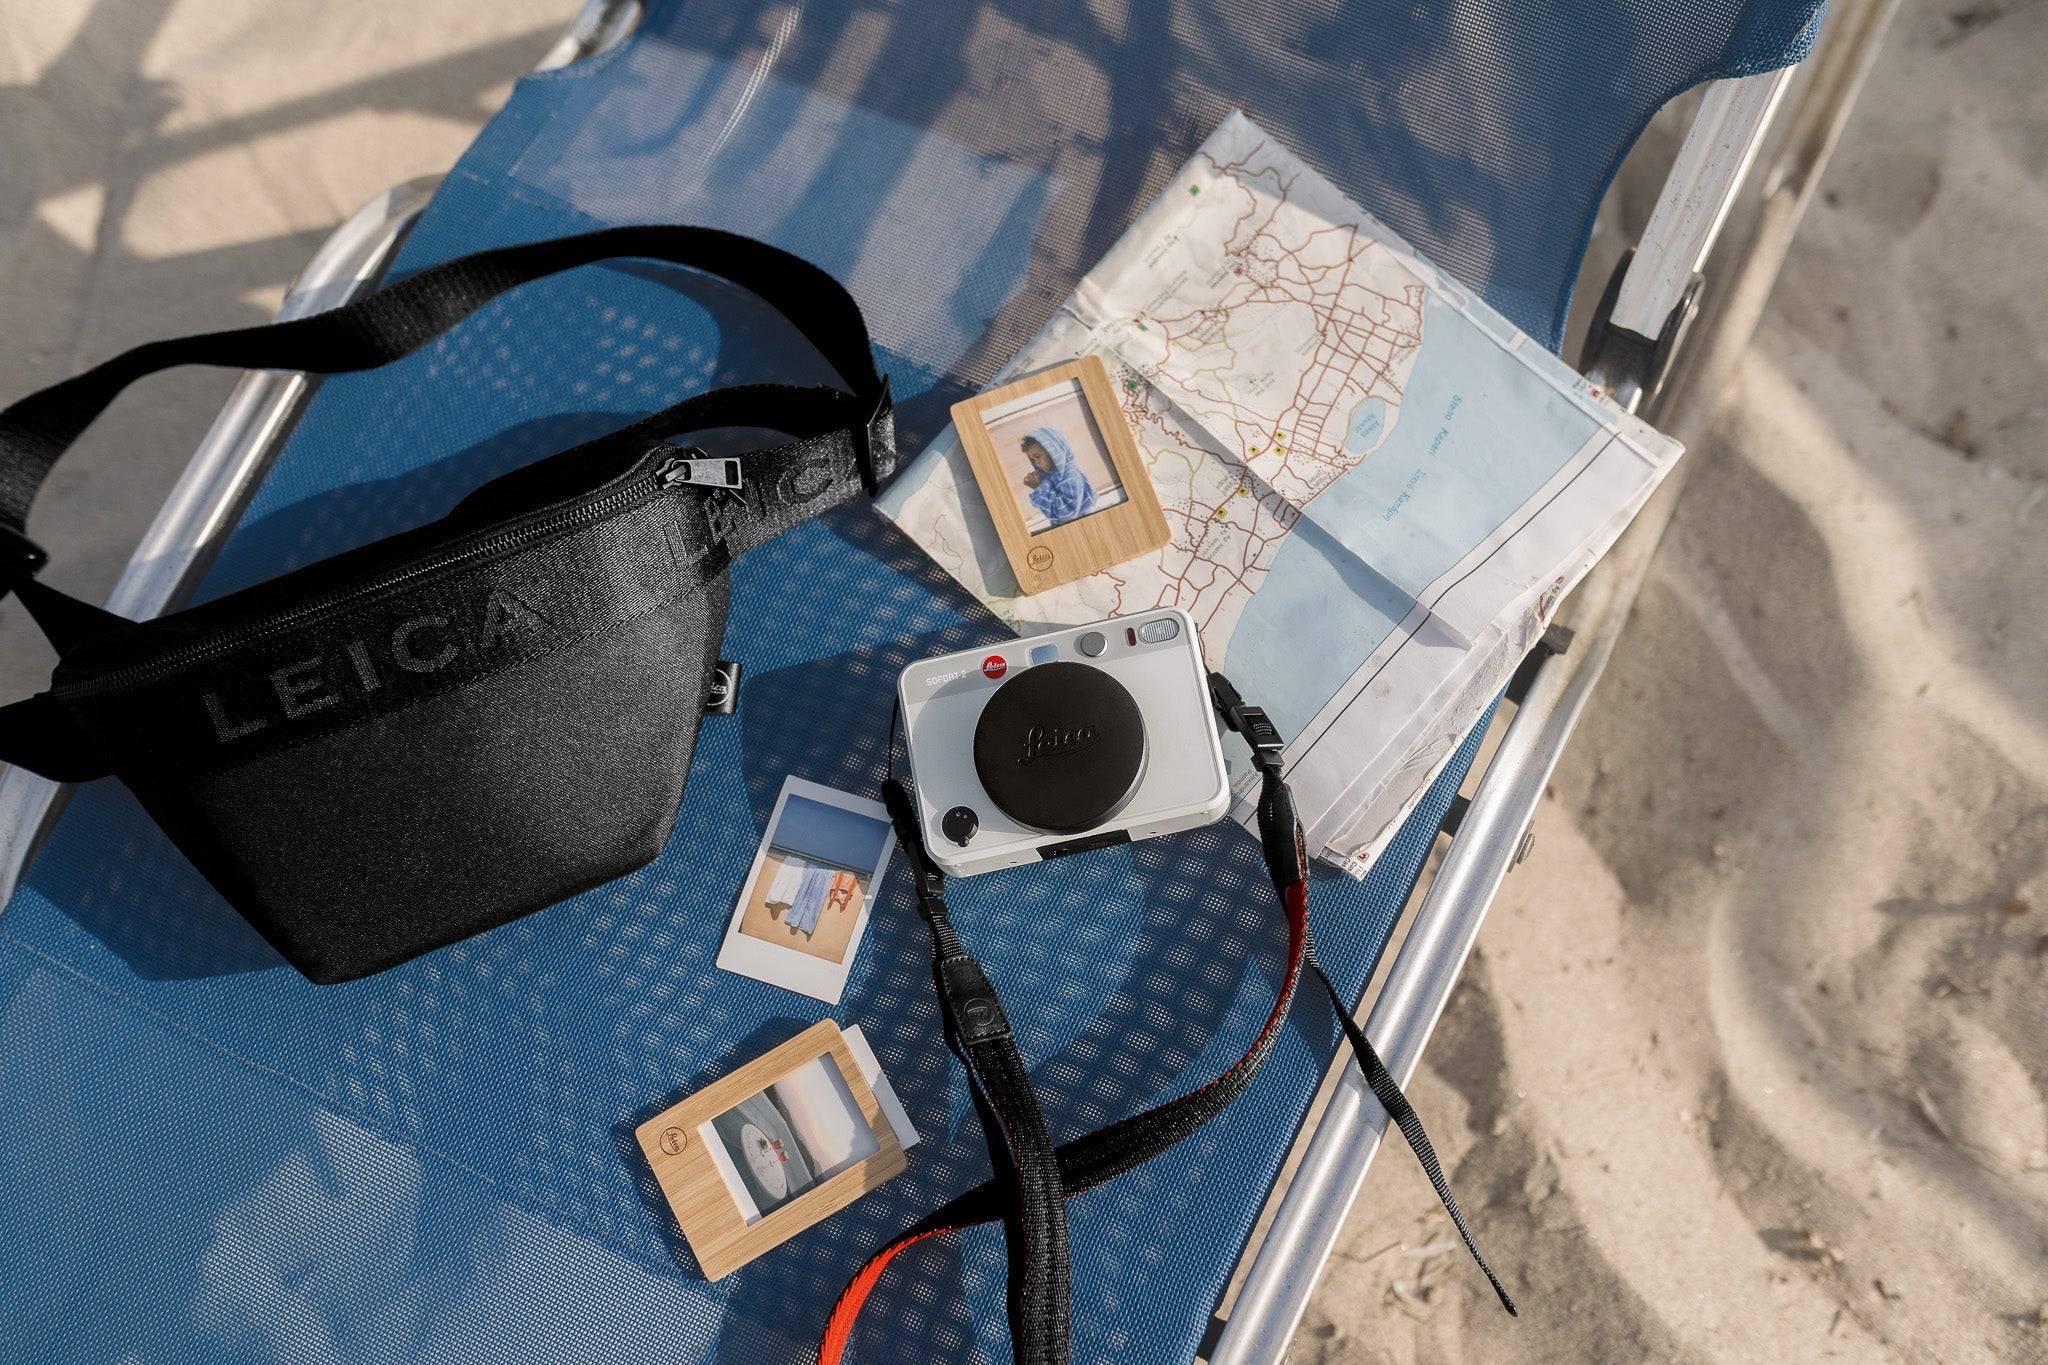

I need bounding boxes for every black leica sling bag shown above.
[0,227,895,983]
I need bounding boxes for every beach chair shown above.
[0,0,1892,1360]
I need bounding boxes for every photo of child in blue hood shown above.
[1020,425,1099,528]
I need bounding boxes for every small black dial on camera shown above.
[942,805,980,846]
[973,661,1146,834]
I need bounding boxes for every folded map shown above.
[878,111,1681,873]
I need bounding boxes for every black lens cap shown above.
[973,661,1146,834]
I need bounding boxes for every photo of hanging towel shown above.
[764,855,808,912]
[826,871,859,917]
[786,864,834,935]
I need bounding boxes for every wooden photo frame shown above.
[951,355,1172,595]
[636,1020,907,1280]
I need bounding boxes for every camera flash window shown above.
[1137,618,1180,643]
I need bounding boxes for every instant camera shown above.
[897,609,1232,877]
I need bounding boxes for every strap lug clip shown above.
[1209,671,1285,775]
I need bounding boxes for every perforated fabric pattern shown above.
[0,1,1822,1360]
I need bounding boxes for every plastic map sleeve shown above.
[877,111,1682,874]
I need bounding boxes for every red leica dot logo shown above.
[982,655,1007,680]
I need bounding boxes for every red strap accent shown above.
[821,1225,956,1365]
[821,875,1311,1361]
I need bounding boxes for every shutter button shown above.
[942,806,979,846]
[1077,631,1107,657]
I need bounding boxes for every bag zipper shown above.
[54,447,711,700]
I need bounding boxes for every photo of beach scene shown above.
[699,1053,880,1224]
[736,791,894,965]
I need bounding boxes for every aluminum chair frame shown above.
[1213,3,1900,1355]
[0,0,1899,1358]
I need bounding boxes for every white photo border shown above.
[714,776,897,1004]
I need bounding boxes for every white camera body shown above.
[897,609,1231,877]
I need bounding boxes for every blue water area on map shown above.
[1306,292,1599,602]
[1228,291,1600,738]
[1342,396,1390,454]
[1230,514,1412,742]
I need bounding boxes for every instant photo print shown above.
[635,1021,908,1280]
[716,777,897,1003]
[952,355,1172,594]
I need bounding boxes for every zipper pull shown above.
[653,444,743,490]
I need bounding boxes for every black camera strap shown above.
[826,677,1512,1365]
[878,779,1072,1365]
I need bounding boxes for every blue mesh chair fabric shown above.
[0,2,1823,1361]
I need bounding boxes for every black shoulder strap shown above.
[879,780,1070,1365]
[0,224,894,600]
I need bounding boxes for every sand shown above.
[2,2,2043,1362]
[0,0,566,701]
[1298,4,2048,1361]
